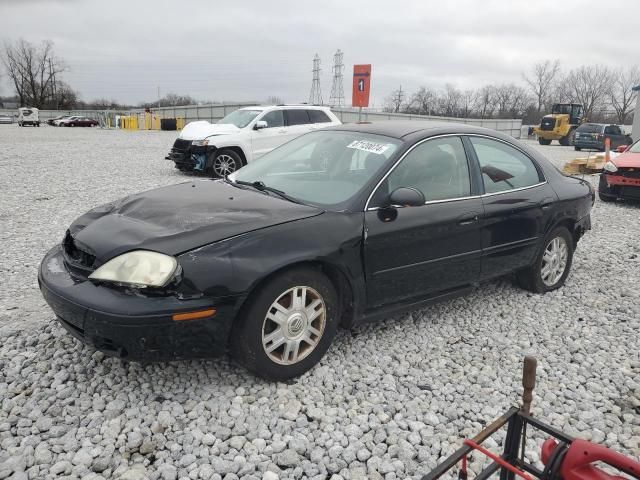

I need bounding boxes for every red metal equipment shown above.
[421,357,639,480]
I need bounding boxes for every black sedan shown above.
[39,122,594,380]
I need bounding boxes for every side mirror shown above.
[617,145,629,153]
[388,187,425,207]
[254,120,268,130]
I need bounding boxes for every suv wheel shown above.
[231,268,339,380]
[517,226,574,293]
[538,138,552,145]
[211,149,242,178]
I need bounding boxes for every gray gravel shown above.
[0,125,638,479]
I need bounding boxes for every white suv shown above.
[166,105,341,177]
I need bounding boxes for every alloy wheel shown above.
[541,237,568,286]
[213,154,237,177]
[261,286,326,365]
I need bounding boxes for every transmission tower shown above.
[329,49,345,107]
[309,54,323,105]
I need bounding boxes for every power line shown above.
[329,49,344,107]
[309,53,323,105]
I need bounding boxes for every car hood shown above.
[612,151,640,169]
[178,121,241,140]
[68,180,323,261]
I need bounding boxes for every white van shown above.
[18,107,40,127]
[166,105,341,177]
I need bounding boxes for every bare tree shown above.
[474,85,496,119]
[384,86,405,113]
[608,65,640,124]
[524,60,561,114]
[564,65,611,120]
[407,86,437,115]
[439,84,462,117]
[1,39,66,108]
[459,89,476,118]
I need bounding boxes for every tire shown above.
[231,268,339,380]
[598,174,616,202]
[574,146,581,151]
[211,149,243,178]
[538,138,552,145]
[516,226,574,293]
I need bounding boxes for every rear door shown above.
[250,109,288,159]
[468,136,557,280]
[284,109,313,141]
[364,135,483,307]
[307,109,335,131]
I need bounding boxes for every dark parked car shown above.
[599,139,640,202]
[59,116,99,127]
[39,122,594,379]
[573,123,632,151]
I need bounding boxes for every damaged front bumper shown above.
[38,245,239,361]
[165,139,212,173]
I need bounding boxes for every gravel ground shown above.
[0,125,638,480]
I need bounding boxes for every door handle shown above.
[458,214,479,226]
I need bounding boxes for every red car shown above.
[599,139,640,202]
[60,116,99,127]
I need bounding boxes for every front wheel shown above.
[211,149,242,178]
[538,138,552,145]
[517,227,574,293]
[231,268,339,380]
[598,174,616,202]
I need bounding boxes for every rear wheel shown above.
[517,226,573,293]
[231,268,339,380]
[538,138,552,145]
[559,131,574,146]
[211,149,243,178]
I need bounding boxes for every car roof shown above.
[239,105,331,112]
[325,120,506,140]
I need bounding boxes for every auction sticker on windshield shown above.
[347,140,391,155]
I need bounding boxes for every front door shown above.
[251,110,288,159]
[364,136,483,308]
[467,136,557,280]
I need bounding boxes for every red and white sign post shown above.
[352,64,372,122]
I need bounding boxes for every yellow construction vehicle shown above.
[533,103,584,146]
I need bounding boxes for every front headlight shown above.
[191,139,209,147]
[89,251,178,288]
[603,161,618,173]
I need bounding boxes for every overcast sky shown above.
[1,0,639,107]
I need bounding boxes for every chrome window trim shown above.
[364,133,547,211]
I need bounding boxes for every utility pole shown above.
[157,86,161,110]
[329,49,345,108]
[309,54,323,105]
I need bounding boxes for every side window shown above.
[604,125,614,135]
[610,126,622,135]
[286,109,310,126]
[260,110,284,128]
[470,137,543,194]
[386,137,471,202]
[307,109,331,123]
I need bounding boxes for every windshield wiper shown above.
[232,180,305,205]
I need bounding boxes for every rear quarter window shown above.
[307,110,332,123]
[577,124,603,133]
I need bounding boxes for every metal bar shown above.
[500,414,523,480]
[465,440,534,480]
[515,460,544,478]
[420,408,519,480]
[518,413,574,444]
